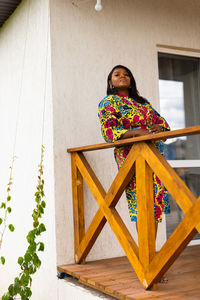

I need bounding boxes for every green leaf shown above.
[7,207,12,213]
[38,242,44,251]
[18,257,24,265]
[0,202,6,209]
[13,280,20,294]
[1,293,11,300]
[39,206,44,214]
[28,242,37,253]
[14,276,20,284]
[28,265,34,275]
[32,254,41,268]
[26,235,34,244]
[0,217,3,225]
[24,253,32,263]
[7,195,11,201]
[38,223,46,234]
[41,201,46,208]
[26,230,36,243]
[1,256,5,264]
[24,287,32,297]
[21,274,30,287]
[8,284,14,296]
[8,224,15,232]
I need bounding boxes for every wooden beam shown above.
[67,126,200,153]
[136,153,155,270]
[71,153,85,263]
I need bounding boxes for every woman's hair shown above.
[107,65,145,104]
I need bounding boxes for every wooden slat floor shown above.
[58,245,200,299]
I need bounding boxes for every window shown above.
[158,51,200,241]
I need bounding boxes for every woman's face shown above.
[110,68,131,91]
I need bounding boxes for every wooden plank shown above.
[67,125,200,153]
[87,278,116,288]
[75,146,139,262]
[136,154,155,269]
[141,142,200,233]
[92,271,135,282]
[71,153,85,263]
[76,264,130,276]
[146,197,200,288]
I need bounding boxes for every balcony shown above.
[58,126,200,299]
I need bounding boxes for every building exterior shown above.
[0,0,200,298]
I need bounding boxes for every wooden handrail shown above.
[67,125,200,153]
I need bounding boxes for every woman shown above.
[98,65,170,230]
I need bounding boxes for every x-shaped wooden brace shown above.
[71,141,200,289]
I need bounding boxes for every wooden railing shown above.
[67,125,200,289]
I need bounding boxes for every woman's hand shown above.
[148,124,164,134]
[120,128,150,139]
[134,129,150,136]
[120,126,164,140]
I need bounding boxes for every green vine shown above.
[2,145,46,300]
[0,156,16,265]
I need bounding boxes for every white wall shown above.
[50,0,200,265]
[0,0,57,299]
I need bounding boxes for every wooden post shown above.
[136,155,155,266]
[71,153,85,263]
[136,153,156,290]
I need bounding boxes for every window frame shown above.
[156,45,200,245]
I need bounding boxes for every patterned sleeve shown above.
[146,100,170,131]
[98,95,128,142]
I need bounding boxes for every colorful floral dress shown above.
[98,93,170,223]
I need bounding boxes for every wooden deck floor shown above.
[58,245,200,299]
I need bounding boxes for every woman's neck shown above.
[117,90,129,97]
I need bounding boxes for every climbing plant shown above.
[2,145,46,300]
[0,156,16,265]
